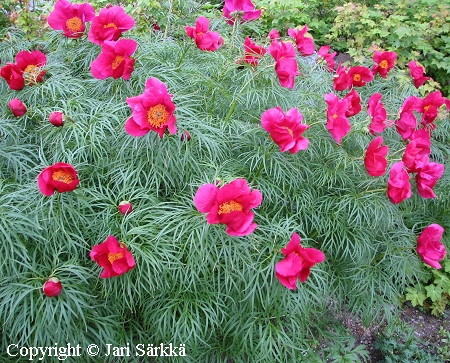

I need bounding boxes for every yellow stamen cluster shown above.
[107,252,124,264]
[103,22,118,29]
[218,200,243,215]
[147,104,169,128]
[281,126,294,138]
[23,64,40,85]
[379,60,389,69]
[111,56,125,70]
[51,170,75,184]
[66,17,82,32]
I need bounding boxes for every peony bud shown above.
[43,277,62,297]
[8,98,27,117]
[118,201,132,215]
[181,130,191,141]
[49,111,64,127]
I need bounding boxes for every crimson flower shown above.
[395,96,423,141]
[47,0,95,39]
[420,91,446,126]
[87,6,134,45]
[223,0,261,25]
[268,40,298,89]
[317,45,336,71]
[43,278,63,297]
[1,50,46,90]
[372,51,396,78]
[49,111,64,127]
[194,178,262,237]
[416,162,444,199]
[387,161,412,204]
[402,129,430,173]
[8,98,27,117]
[185,16,224,52]
[38,162,80,196]
[324,92,350,145]
[288,25,315,56]
[241,36,266,68]
[261,106,309,154]
[348,66,373,87]
[417,224,446,269]
[268,39,296,61]
[367,93,387,135]
[408,60,430,88]
[91,39,137,80]
[343,89,361,117]
[125,77,177,138]
[333,63,351,91]
[90,235,135,278]
[118,201,132,215]
[275,232,325,289]
[364,136,389,177]
[0,63,24,90]
[268,29,280,40]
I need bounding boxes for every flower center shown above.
[103,22,118,29]
[66,17,82,32]
[332,113,338,119]
[353,74,361,82]
[107,251,124,264]
[281,126,294,137]
[380,60,389,69]
[218,200,243,215]
[111,56,124,70]
[423,105,431,112]
[23,64,40,84]
[51,170,75,184]
[147,104,169,128]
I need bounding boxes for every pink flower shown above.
[275,232,325,289]
[348,66,373,87]
[185,16,224,51]
[288,25,315,56]
[242,36,266,68]
[387,161,412,204]
[268,39,296,61]
[324,92,351,145]
[395,96,423,141]
[416,162,444,199]
[402,129,430,173]
[420,91,446,126]
[15,50,47,86]
[268,40,298,88]
[47,0,95,39]
[223,0,261,25]
[0,63,24,90]
[87,6,134,45]
[38,162,80,196]
[268,28,280,40]
[49,111,64,127]
[43,277,63,297]
[417,224,446,269]
[125,77,177,138]
[408,60,430,88]
[194,178,262,236]
[364,136,389,177]
[118,201,132,215]
[372,51,397,78]
[90,235,135,278]
[181,130,191,141]
[8,98,27,117]
[333,63,351,91]
[343,89,361,117]
[317,45,336,71]
[90,39,137,80]
[261,106,309,153]
[367,93,387,135]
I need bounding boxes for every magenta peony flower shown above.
[223,0,261,25]
[387,162,411,204]
[317,45,336,71]
[8,98,27,117]
[343,89,361,117]
[333,63,351,91]
[242,36,266,68]
[420,91,446,126]
[38,162,80,196]
[49,111,64,127]
[268,29,280,40]
[417,224,446,269]
[288,25,315,56]
[185,16,224,52]
[402,129,430,173]
[268,40,298,88]
[348,66,374,87]
[416,162,444,199]
[324,92,350,145]
[364,136,389,177]
[367,93,387,135]
[408,60,430,88]
[43,277,63,297]
[88,5,134,45]
[395,96,423,141]
[372,51,397,78]
[118,201,132,215]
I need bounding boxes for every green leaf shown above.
[405,287,427,307]
[394,26,411,39]
[425,284,444,302]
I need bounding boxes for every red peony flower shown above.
[416,162,444,199]
[87,5,134,45]
[324,92,351,145]
[348,66,373,87]
[367,93,387,135]
[15,50,47,86]
[37,162,80,196]
[90,235,135,278]
[118,201,132,215]
[181,130,191,141]
[343,89,361,117]
[387,161,412,204]
[408,60,430,88]
[420,91,446,126]
[288,25,315,56]
[125,77,177,138]
[275,232,325,289]
[47,0,95,39]
[372,51,397,78]
[333,63,351,91]
[194,178,262,236]
[317,45,336,71]
[91,39,137,80]
[43,277,63,297]
[268,28,280,40]
[261,106,309,154]
[1,63,25,90]
[242,36,266,68]
[49,111,64,127]
[402,129,430,173]
[395,96,423,141]
[223,0,261,25]
[268,39,296,61]
[417,224,446,269]
[185,16,224,52]
[268,40,298,89]
[364,136,389,177]
[8,98,27,117]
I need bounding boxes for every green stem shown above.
[176,43,191,68]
